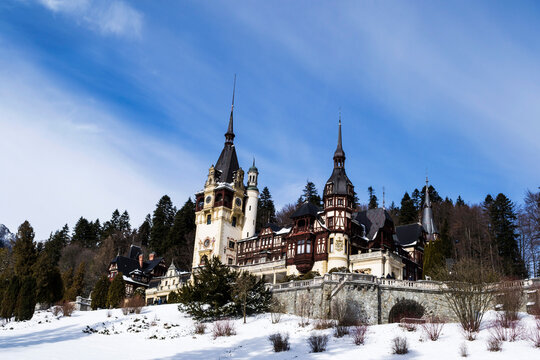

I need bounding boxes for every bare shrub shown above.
[334,325,349,338]
[421,316,445,341]
[51,305,62,317]
[297,293,312,327]
[391,336,409,355]
[399,318,419,332]
[331,297,364,326]
[270,297,285,324]
[463,329,478,341]
[212,320,236,339]
[55,301,74,317]
[486,336,502,352]
[434,259,499,335]
[307,334,328,353]
[268,332,290,352]
[313,319,335,330]
[352,324,368,345]
[122,296,145,315]
[459,342,469,357]
[497,282,523,326]
[527,326,540,348]
[490,316,525,342]
[193,322,206,335]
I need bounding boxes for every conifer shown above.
[12,221,37,277]
[33,252,63,306]
[15,276,36,321]
[0,275,20,320]
[399,192,417,225]
[65,262,86,301]
[150,195,176,255]
[368,186,378,209]
[107,272,126,308]
[91,275,110,310]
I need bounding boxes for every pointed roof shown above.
[291,202,321,219]
[422,177,438,239]
[324,116,353,197]
[215,76,240,183]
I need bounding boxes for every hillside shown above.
[0,224,14,248]
[0,304,538,359]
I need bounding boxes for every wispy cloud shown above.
[36,0,143,38]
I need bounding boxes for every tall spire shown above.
[424,176,431,208]
[422,175,437,240]
[382,186,386,210]
[333,111,345,168]
[225,74,236,145]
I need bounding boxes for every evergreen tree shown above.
[423,241,445,279]
[0,275,20,320]
[420,185,443,205]
[388,201,400,225]
[257,187,276,230]
[137,214,152,247]
[411,188,422,211]
[72,217,100,248]
[455,196,466,207]
[15,276,36,321]
[439,218,453,259]
[61,267,73,299]
[65,262,86,301]
[33,252,63,306]
[399,192,417,224]
[485,193,527,277]
[107,273,126,308]
[44,225,69,266]
[150,195,176,255]
[299,181,322,207]
[101,210,121,240]
[91,275,110,310]
[167,198,196,270]
[12,221,37,277]
[232,271,271,323]
[368,186,378,209]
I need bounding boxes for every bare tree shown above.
[275,203,299,227]
[233,271,256,324]
[518,190,540,277]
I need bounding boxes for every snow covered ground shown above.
[0,304,538,359]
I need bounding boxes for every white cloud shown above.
[0,47,203,239]
[36,0,142,38]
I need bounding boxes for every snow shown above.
[0,305,538,359]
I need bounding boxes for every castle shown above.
[192,89,438,283]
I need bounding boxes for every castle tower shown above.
[192,77,247,268]
[323,117,355,271]
[243,159,259,238]
[421,177,438,242]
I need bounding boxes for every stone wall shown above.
[270,274,540,325]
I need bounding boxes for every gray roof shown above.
[291,202,321,218]
[395,223,424,246]
[324,120,353,196]
[354,208,393,240]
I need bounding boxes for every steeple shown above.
[225,74,236,145]
[422,176,438,240]
[333,113,345,168]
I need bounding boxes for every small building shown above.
[108,245,167,296]
[145,262,191,305]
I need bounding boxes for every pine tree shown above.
[15,276,36,321]
[101,210,121,240]
[439,218,453,259]
[107,273,126,308]
[455,196,466,207]
[167,198,196,270]
[420,185,443,205]
[137,214,152,247]
[72,217,99,248]
[368,186,378,209]
[65,262,86,301]
[423,241,445,279]
[12,221,37,277]
[257,187,276,230]
[33,252,63,306]
[299,181,322,207]
[0,275,20,320]
[411,189,422,211]
[61,267,73,299]
[44,224,69,266]
[399,192,417,224]
[485,193,527,278]
[150,195,176,255]
[91,275,110,310]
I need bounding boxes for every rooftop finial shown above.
[252,157,255,167]
[333,109,345,168]
[382,186,386,210]
[225,74,236,145]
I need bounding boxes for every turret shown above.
[422,177,438,241]
[243,158,259,238]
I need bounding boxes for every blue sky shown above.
[1,0,539,239]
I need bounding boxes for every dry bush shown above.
[459,342,469,357]
[193,322,206,335]
[307,334,328,353]
[399,319,418,332]
[51,305,62,317]
[333,325,349,338]
[270,297,285,324]
[491,315,525,342]
[297,294,312,327]
[391,336,409,355]
[268,332,290,352]
[463,329,478,341]
[331,297,364,326]
[497,282,523,326]
[486,336,502,352]
[434,259,499,336]
[122,296,145,315]
[352,324,368,345]
[212,320,236,339]
[528,328,540,348]
[313,319,335,330]
[421,316,445,341]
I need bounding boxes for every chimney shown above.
[149,252,155,261]
[138,254,143,269]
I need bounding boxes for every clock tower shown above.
[192,79,255,269]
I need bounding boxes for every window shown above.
[338,198,343,205]
[306,240,311,253]
[298,219,306,228]
[344,240,348,254]
[328,217,333,227]
[232,216,237,227]
[228,258,233,265]
[330,238,334,252]
[249,205,251,211]
[229,241,235,249]
[206,214,211,224]
[298,239,305,254]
